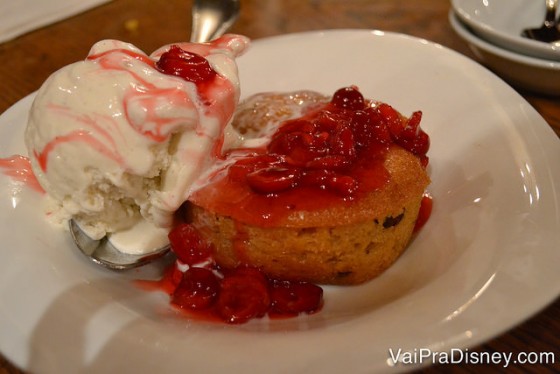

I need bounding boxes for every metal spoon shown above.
[521,0,560,43]
[69,219,170,270]
[190,0,240,43]
[69,0,240,270]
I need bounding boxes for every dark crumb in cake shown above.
[383,211,405,229]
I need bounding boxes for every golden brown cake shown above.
[188,86,431,285]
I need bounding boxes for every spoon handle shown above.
[544,0,558,28]
[190,0,240,43]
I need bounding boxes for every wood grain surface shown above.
[0,0,558,373]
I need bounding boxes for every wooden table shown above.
[0,0,558,372]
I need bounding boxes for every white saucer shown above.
[452,0,560,61]
[450,11,560,95]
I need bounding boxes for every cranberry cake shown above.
[188,86,430,285]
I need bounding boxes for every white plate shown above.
[450,11,560,96]
[451,0,560,61]
[1,30,560,373]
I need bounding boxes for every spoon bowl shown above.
[521,0,560,43]
[69,0,240,270]
[69,219,170,270]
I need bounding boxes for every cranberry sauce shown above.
[140,223,323,324]
[155,45,217,85]
[191,86,430,227]
[414,194,433,233]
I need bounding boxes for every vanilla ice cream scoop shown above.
[25,34,249,253]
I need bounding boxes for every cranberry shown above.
[305,155,350,170]
[404,111,423,136]
[330,127,356,157]
[377,103,404,138]
[284,131,327,164]
[171,267,220,310]
[414,194,433,232]
[246,167,301,194]
[268,132,294,156]
[230,154,283,174]
[275,119,315,134]
[267,128,330,166]
[285,146,323,166]
[316,110,348,132]
[395,128,430,157]
[351,108,392,146]
[168,223,212,265]
[156,45,216,83]
[413,129,430,156]
[370,122,392,145]
[331,86,365,110]
[326,174,359,196]
[269,130,322,166]
[299,169,332,187]
[216,267,271,324]
[270,280,323,315]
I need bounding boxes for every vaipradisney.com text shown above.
[388,348,556,368]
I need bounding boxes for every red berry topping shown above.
[331,86,365,110]
[219,86,430,202]
[326,174,359,196]
[414,194,433,232]
[168,223,212,265]
[171,267,220,310]
[406,129,430,156]
[305,155,350,170]
[157,220,329,324]
[376,103,403,138]
[216,267,271,324]
[246,167,301,194]
[330,127,356,157]
[351,108,391,146]
[156,45,217,84]
[270,280,323,315]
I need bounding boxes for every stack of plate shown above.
[450,0,560,95]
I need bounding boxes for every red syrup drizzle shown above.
[138,86,433,324]
[0,155,44,193]
[414,194,433,233]
[86,42,235,154]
